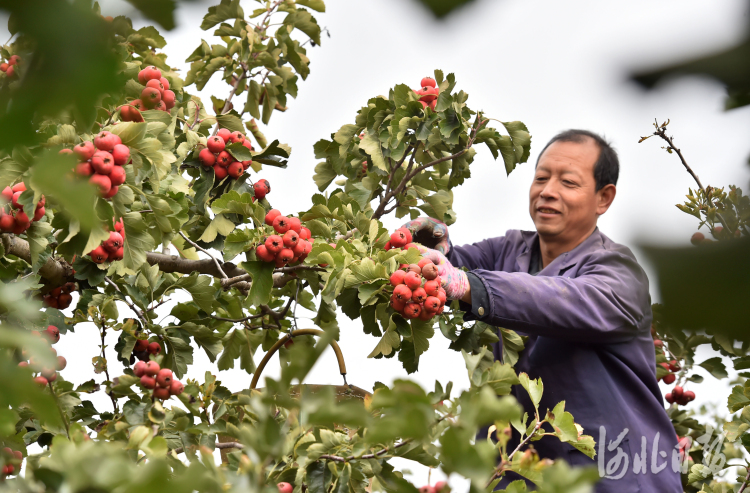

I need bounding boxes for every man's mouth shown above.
[537,207,561,214]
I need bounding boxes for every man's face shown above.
[529,138,613,244]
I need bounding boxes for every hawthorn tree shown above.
[0,1,603,492]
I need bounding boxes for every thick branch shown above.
[145,252,246,278]
[1,233,73,286]
[318,439,412,463]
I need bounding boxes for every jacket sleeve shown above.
[446,235,506,271]
[470,250,650,344]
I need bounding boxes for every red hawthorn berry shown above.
[11,183,26,193]
[207,136,226,154]
[45,325,60,343]
[658,362,670,372]
[273,215,290,234]
[390,270,407,286]
[299,227,311,240]
[287,216,301,234]
[265,235,283,254]
[399,227,413,244]
[417,258,433,269]
[169,379,184,396]
[76,161,94,177]
[662,373,676,384]
[5,65,14,78]
[147,342,161,355]
[390,230,408,248]
[254,181,269,200]
[57,293,72,309]
[429,100,436,110]
[653,339,663,348]
[672,386,683,398]
[140,375,157,389]
[283,230,299,248]
[404,271,422,290]
[156,368,173,387]
[145,78,164,93]
[0,62,7,72]
[33,206,45,221]
[424,296,441,313]
[33,376,48,387]
[274,257,287,268]
[412,287,427,303]
[265,209,281,226]
[103,231,123,253]
[292,239,307,257]
[50,287,62,297]
[134,360,147,377]
[12,215,29,234]
[109,246,124,261]
[421,77,436,88]
[241,160,252,170]
[61,282,76,294]
[668,360,681,372]
[156,100,167,111]
[393,284,413,302]
[423,280,440,297]
[418,308,434,321]
[256,244,276,262]
[198,148,216,167]
[57,355,67,370]
[434,481,449,493]
[141,87,161,108]
[391,293,406,312]
[43,295,59,309]
[35,195,45,208]
[111,144,130,166]
[213,164,228,179]
[683,390,695,402]
[217,128,232,142]
[41,367,57,381]
[59,148,74,156]
[89,174,112,196]
[74,141,96,161]
[109,166,127,187]
[277,248,294,264]
[102,185,119,199]
[134,339,148,352]
[227,161,244,179]
[114,218,124,232]
[0,214,13,232]
[277,483,293,493]
[144,361,160,376]
[216,151,232,167]
[93,131,118,152]
[403,302,422,319]
[436,289,447,305]
[229,131,245,144]
[11,191,22,209]
[89,245,109,264]
[162,90,176,109]
[159,77,170,91]
[242,139,254,150]
[91,150,114,175]
[1,186,12,202]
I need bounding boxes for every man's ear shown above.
[596,184,616,215]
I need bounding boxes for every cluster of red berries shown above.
[0,54,20,79]
[1,447,23,478]
[42,282,77,310]
[119,66,176,122]
[383,227,419,251]
[0,183,45,234]
[88,218,125,263]
[414,77,439,111]
[132,337,162,362]
[657,358,680,384]
[65,132,130,199]
[256,210,313,267]
[133,360,184,400]
[198,128,255,180]
[390,258,446,321]
[253,179,270,200]
[419,481,450,493]
[665,385,696,406]
[18,326,66,387]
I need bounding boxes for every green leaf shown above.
[367,329,400,358]
[485,361,520,396]
[171,273,216,313]
[216,114,245,134]
[199,214,235,242]
[241,261,274,306]
[201,0,244,30]
[518,372,543,410]
[698,357,728,379]
[728,385,750,413]
[297,0,326,12]
[25,220,52,270]
[211,191,256,217]
[125,0,176,30]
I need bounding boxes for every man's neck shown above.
[538,227,596,268]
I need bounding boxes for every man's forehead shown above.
[535,139,599,172]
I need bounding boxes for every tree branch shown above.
[179,232,227,279]
[171,441,243,456]
[1,233,73,286]
[105,277,148,326]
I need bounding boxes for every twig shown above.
[220,265,325,290]
[178,231,227,279]
[739,469,750,493]
[319,439,412,463]
[105,277,148,326]
[484,420,545,488]
[99,317,119,414]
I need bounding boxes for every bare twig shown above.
[104,277,148,326]
[737,469,750,493]
[319,439,412,463]
[485,420,545,488]
[171,441,244,456]
[178,231,227,279]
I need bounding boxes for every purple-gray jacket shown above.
[447,228,682,493]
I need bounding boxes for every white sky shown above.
[12,0,750,487]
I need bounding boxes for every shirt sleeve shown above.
[470,250,651,344]
[459,272,491,320]
[446,235,505,271]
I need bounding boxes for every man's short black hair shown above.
[535,129,619,191]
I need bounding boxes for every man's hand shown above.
[416,245,470,301]
[402,217,450,254]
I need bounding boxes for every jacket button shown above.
[478,307,485,316]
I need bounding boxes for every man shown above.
[406,130,682,492]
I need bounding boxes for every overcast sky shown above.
[16,0,750,486]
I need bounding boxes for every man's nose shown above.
[539,179,559,199]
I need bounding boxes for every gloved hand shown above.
[415,245,469,300]
[401,217,450,255]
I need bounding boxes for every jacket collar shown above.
[516,228,604,276]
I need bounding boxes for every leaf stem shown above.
[48,381,70,438]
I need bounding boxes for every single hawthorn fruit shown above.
[57,356,67,370]
[103,231,123,253]
[277,483,293,493]
[141,87,161,108]
[672,386,683,398]
[144,361,160,376]
[169,379,184,395]
[216,151,232,167]
[109,166,127,187]
[256,244,275,262]
[254,181,269,200]
[690,232,704,245]
[404,271,422,290]
[265,235,283,254]
[412,287,427,303]
[265,209,281,226]
[287,216,301,234]
[198,148,216,167]
[112,144,130,166]
[390,270,407,286]
[89,174,112,196]
[217,128,232,142]
[33,376,48,387]
[89,245,109,264]
[273,215,290,234]
[421,77,436,88]
[148,342,161,354]
[162,90,176,109]
[45,325,60,343]
[277,248,294,264]
[153,387,170,400]
[283,230,299,248]
[390,230,408,248]
[140,375,157,389]
[134,360,147,377]
[662,373,676,384]
[214,164,228,179]
[109,247,124,261]
[156,368,173,387]
[207,135,226,153]
[393,284,413,302]
[227,161,244,179]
